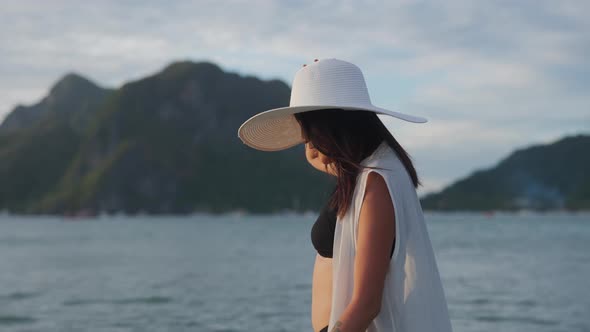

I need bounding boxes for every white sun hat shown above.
[237,58,427,151]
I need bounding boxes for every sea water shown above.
[0,212,588,332]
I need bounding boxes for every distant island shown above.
[0,60,587,215]
[0,61,335,216]
[421,134,590,211]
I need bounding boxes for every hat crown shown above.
[289,58,372,108]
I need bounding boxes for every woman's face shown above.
[304,141,338,177]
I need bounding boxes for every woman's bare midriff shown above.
[312,253,332,332]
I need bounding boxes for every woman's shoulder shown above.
[360,142,398,173]
[357,143,416,199]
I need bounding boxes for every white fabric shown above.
[328,141,453,332]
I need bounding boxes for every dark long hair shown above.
[294,109,421,219]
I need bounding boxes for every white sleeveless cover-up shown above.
[327,141,453,332]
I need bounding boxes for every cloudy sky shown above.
[1,0,588,196]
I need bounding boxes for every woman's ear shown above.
[306,142,319,158]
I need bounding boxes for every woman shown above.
[238,58,452,332]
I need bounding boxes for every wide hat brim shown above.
[237,104,427,152]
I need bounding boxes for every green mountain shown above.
[0,73,112,134]
[420,134,590,211]
[0,61,334,215]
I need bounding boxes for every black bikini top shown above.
[311,193,395,259]
[311,198,338,258]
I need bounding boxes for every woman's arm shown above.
[330,171,396,332]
